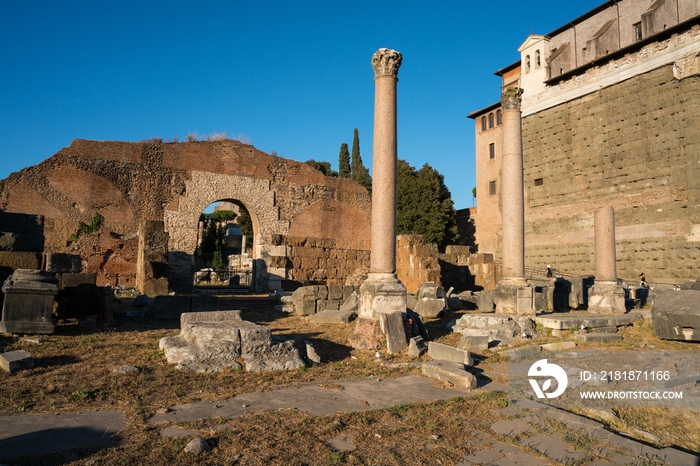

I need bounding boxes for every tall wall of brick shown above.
[521,64,700,285]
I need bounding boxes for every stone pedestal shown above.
[587,281,626,315]
[0,269,58,334]
[493,278,536,316]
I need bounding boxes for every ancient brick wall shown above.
[0,139,371,291]
[521,64,700,285]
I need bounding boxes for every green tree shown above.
[350,128,371,191]
[237,207,253,238]
[396,160,458,252]
[306,159,338,177]
[197,210,236,266]
[338,143,351,178]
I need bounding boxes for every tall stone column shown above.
[350,48,408,353]
[588,206,626,314]
[493,88,535,315]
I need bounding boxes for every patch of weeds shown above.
[71,388,98,402]
[215,417,227,425]
[472,390,509,407]
[16,400,35,412]
[326,451,345,465]
[68,212,102,244]
[562,432,594,451]
[145,349,164,359]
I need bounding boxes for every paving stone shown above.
[574,333,623,343]
[307,309,356,324]
[0,350,34,374]
[521,434,591,463]
[326,434,356,451]
[160,426,199,438]
[462,448,502,464]
[491,419,532,436]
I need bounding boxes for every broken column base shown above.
[587,281,626,315]
[493,278,536,316]
[349,273,407,352]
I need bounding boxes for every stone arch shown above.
[164,170,289,291]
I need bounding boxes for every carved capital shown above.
[372,48,402,78]
[673,52,700,80]
[501,87,523,110]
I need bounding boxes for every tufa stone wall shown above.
[521,64,700,285]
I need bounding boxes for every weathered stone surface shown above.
[413,282,446,318]
[348,317,384,350]
[112,365,140,374]
[535,313,637,330]
[305,340,321,364]
[307,309,356,324]
[540,341,576,351]
[408,336,427,358]
[427,342,474,366]
[651,291,700,341]
[453,314,536,341]
[1,269,58,334]
[380,311,408,354]
[587,282,626,315]
[494,280,536,316]
[457,335,489,352]
[573,333,623,343]
[242,339,305,372]
[0,232,22,251]
[0,350,34,374]
[421,360,477,390]
[476,290,494,312]
[45,253,83,273]
[327,434,356,452]
[340,291,360,312]
[238,321,272,356]
[184,437,210,455]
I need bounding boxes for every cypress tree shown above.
[338,143,351,178]
[350,128,371,191]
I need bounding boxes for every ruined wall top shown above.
[501,87,523,110]
[372,48,402,78]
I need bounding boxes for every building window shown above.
[535,50,541,69]
[534,178,543,186]
[488,180,497,196]
[634,22,642,42]
[525,55,531,73]
[481,116,487,132]
[488,112,494,129]
[496,109,502,126]
[489,143,495,159]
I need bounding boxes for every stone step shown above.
[421,360,477,390]
[573,333,623,343]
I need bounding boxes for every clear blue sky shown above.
[1,0,602,210]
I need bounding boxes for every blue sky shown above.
[1,0,602,210]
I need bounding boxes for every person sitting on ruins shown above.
[639,272,647,288]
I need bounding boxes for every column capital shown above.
[501,87,523,110]
[372,48,402,78]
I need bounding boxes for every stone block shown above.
[0,251,42,271]
[45,253,83,273]
[238,321,272,356]
[24,215,44,235]
[0,350,34,374]
[181,310,241,327]
[535,313,637,330]
[348,317,384,350]
[494,280,536,316]
[152,295,192,320]
[1,269,58,334]
[453,314,536,341]
[457,335,489,352]
[317,299,341,311]
[427,341,474,366]
[408,336,427,357]
[587,282,626,315]
[477,290,494,312]
[242,340,305,371]
[540,341,576,351]
[58,273,97,291]
[573,333,623,343]
[421,360,477,390]
[19,234,44,252]
[358,274,407,320]
[0,232,22,251]
[292,285,328,303]
[307,309,356,324]
[295,299,316,316]
[651,291,700,341]
[340,291,360,312]
[191,294,219,312]
[380,311,408,354]
[141,278,169,297]
[328,285,344,300]
[0,212,27,234]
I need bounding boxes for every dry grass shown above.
[2,302,699,464]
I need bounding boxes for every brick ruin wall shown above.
[521,64,700,285]
[0,139,372,291]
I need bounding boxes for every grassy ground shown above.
[1,300,699,464]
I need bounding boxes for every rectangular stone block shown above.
[58,273,97,290]
[540,341,576,351]
[573,333,623,343]
[421,360,477,390]
[152,295,192,320]
[328,285,344,300]
[307,309,355,324]
[1,270,58,334]
[0,251,42,271]
[0,212,27,234]
[652,291,700,341]
[238,321,272,356]
[0,350,34,374]
[427,341,474,366]
[457,335,489,352]
[295,299,316,316]
[24,215,44,235]
[45,253,83,273]
[408,336,427,357]
[18,234,44,252]
[380,311,408,354]
[181,310,241,327]
[317,300,341,311]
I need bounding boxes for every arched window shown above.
[525,55,531,73]
[488,112,494,128]
[496,109,502,126]
[481,116,487,131]
[535,50,541,69]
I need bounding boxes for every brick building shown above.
[469,0,700,285]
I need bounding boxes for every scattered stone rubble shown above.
[159,311,305,372]
[412,282,447,318]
